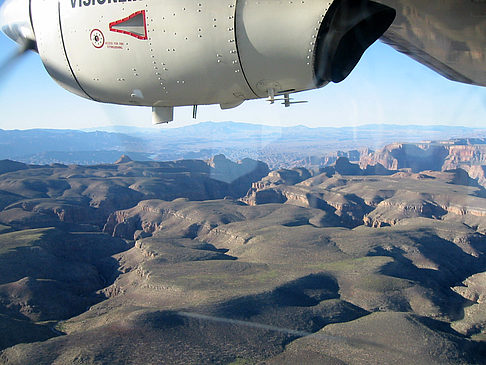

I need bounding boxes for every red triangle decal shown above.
[109,10,147,40]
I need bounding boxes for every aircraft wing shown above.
[377,0,486,86]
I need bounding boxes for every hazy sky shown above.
[1,19,486,130]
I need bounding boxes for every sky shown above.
[1,16,486,130]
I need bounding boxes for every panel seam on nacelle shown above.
[233,0,258,98]
[57,0,95,101]
[28,0,35,40]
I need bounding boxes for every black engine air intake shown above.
[314,0,396,86]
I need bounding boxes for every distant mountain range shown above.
[1,122,485,167]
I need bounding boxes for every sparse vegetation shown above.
[0,153,485,364]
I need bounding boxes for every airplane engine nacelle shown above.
[235,0,395,97]
[26,0,395,111]
[30,0,91,100]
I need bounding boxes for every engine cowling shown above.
[3,0,395,117]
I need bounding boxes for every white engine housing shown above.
[235,0,333,98]
[28,0,395,110]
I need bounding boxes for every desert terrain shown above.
[0,139,485,363]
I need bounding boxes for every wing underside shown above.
[376,0,486,86]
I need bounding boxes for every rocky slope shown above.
[244,161,486,230]
[0,156,268,231]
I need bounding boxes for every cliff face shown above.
[359,143,449,172]
[443,145,486,169]
[467,165,486,187]
[359,142,486,188]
